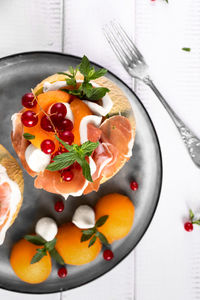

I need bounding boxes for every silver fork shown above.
[104,21,200,168]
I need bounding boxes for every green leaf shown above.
[95,215,109,228]
[49,248,65,265]
[24,235,46,245]
[189,209,194,221]
[66,78,76,87]
[45,238,57,252]
[182,47,191,52]
[79,159,93,182]
[46,153,77,171]
[81,141,99,156]
[79,55,91,77]
[192,220,200,225]
[86,87,110,101]
[96,231,109,246]
[81,233,94,242]
[31,248,47,264]
[23,133,35,140]
[89,68,107,80]
[88,235,97,247]
[55,135,73,151]
[57,72,70,76]
[82,228,95,235]
[165,0,168,3]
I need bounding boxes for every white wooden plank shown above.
[0,289,60,300]
[0,0,63,58]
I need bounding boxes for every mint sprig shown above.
[81,215,109,247]
[59,55,110,101]
[46,136,99,182]
[24,235,65,265]
[188,209,200,225]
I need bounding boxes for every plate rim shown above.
[0,51,163,294]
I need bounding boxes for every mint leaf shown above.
[46,152,77,171]
[89,68,107,80]
[55,135,73,151]
[78,159,93,182]
[88,235,97,247]
[182,47,191,52]
[45,238,57,252]
[189,209,194,221]
[82,228,95,235]
[193,220,200,225]
[95,215,109,228]
[49,248,65,265]
[79,55,91,77]
[86,87,110,101]
[81,233,94,242]
[23,133,35,140]
[96,231,109,246]
[31,248,47,264]
[24,235,46,245]
[81,141,99,156]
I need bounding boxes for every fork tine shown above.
[103,26,130,69]
[114,21,144,61]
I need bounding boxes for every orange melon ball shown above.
[56,223,102,265]
[10,239,52,284]
[95,193,135,244]
[70,98,92,145]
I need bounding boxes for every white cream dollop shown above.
[35,217,58,242]
[0,165,21,245]
[72,205,95,229]
[79,115,102,144]
[25,144,51,173]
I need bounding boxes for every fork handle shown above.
[143,76,200,156]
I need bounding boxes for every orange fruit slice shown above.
[70,98,92,145]
[10,238,52,284]
[56,222,101,265]
[95,193,135,243]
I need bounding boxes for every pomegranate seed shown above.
[58,267,67,278]
[55,201,64,212]
[41,139,55,154]
[50,103,67,119]
[21,111,38,127]
[40,115,54,132]
[22,93,37,108]
[184,222,193,232]
[59,131,74,145]
[103,249,114,261]
[61,170,73,182]
[130,181,138,191]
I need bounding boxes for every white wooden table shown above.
[0,1,200,299]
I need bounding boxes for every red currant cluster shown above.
[21,92,74,156]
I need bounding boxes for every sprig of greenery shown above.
[59,55,110,101]
[188,209,200,225]
[81,215,109,247]
[182,47,191,52]
[24,235,65,265]
[46,136,99,182]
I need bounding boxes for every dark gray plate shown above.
[0,52,162,294]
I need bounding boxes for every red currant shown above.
[21,111,38,127]
[130,181,138,191]
[22,93,37,108]
[50,103,67,119]
[41,139,55,154]
[55,200,64,212]
[184,222,193,232]
[72,161,81,170]
[51,150,62,163]
[40,115,54,132]
[61,170,73,182]
[58,267,67,278]
[103,249,114,261]
[59,131,74,145]
[60,119,74,131]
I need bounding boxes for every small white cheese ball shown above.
[35,217,58,242]
[72,205,95,229]
[25,144,51,173]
